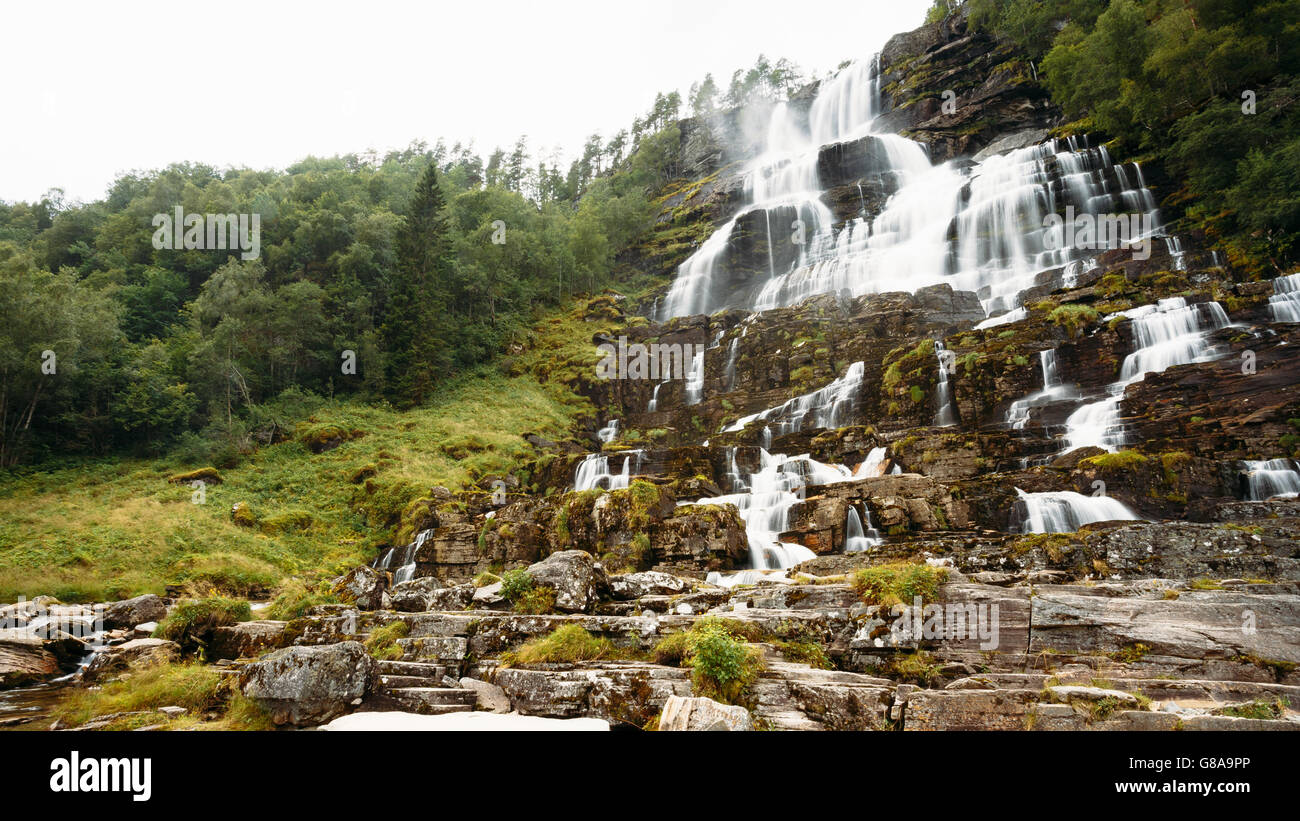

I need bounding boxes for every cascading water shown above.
[376,532,425,584]
[933,341,957,427]
[684,348,705,405]
[698,449,859,587]
[1013,488,1139,533]
[597,419,620,443]
[1064,298,1229,452]
[853,446,890,477]
[1242,459,1300,501]
[724,361,864,435]
[1005,349,1072,429]
[844,504,883,553]
[573,450,645,492]
[1269,273,1300,323]
[660,52,1163,323]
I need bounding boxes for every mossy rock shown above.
[169,467,222,485]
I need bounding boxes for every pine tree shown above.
[382,162,451,405]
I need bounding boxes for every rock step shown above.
[388,687,478,714]
[396,636,469,662]
[379,674,444,690]
[376,660,447,678]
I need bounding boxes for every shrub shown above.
[154,595,252,656]
[689,621,765,706]
[499,568,534,602]
[1046,304,1100,337]
[508,624,614,665]
[364,621,410,660]
[883,650,941,686]
[851,562,947,608]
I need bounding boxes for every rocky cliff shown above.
[9,8,1299,733]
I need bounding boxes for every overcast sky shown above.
[0,0,931,204]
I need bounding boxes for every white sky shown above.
[0,0,931,204]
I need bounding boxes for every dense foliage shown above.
[932,0,1300,271]
[0,119,681,466]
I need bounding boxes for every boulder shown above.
[239,641,375,726]
[609,571,691,600]
[391,579,474,612]
[390,578,446,612]
[458,677,512,713]
[332,566,387,611]
[525,550,607,613]
[658,695,753,731]
[103,594,167,629]
[0,631,59,688]
[83,638,180,683]
[208,620,288,661]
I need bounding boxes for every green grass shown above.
[850,562,947,608]
[363,620,410,660]
[51,661,277,730]
[0,367,581,602]
[52,662,227,729]
[504,624,617,665]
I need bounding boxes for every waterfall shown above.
[661,55,1162,323]
[1242,459,1300,501]
[844,505,883,553]
[574,450,645,491]
[933,342,957,427]
[975,307,1028,330]
[724,361,864,435]
[1165,236,1186,271]
[1013,489,1139,533]
[1064,298,1229,452]
[684,348,705,405]
[723,336,740,392]
[1006,349,1072,429]
[374,531,426,585]
[698,449,860,587]
[647,382,664,412]
[853,446,890,477]
[1269,273,1300,323]
[597,419,620,443]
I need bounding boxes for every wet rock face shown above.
[239,641,375,727]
